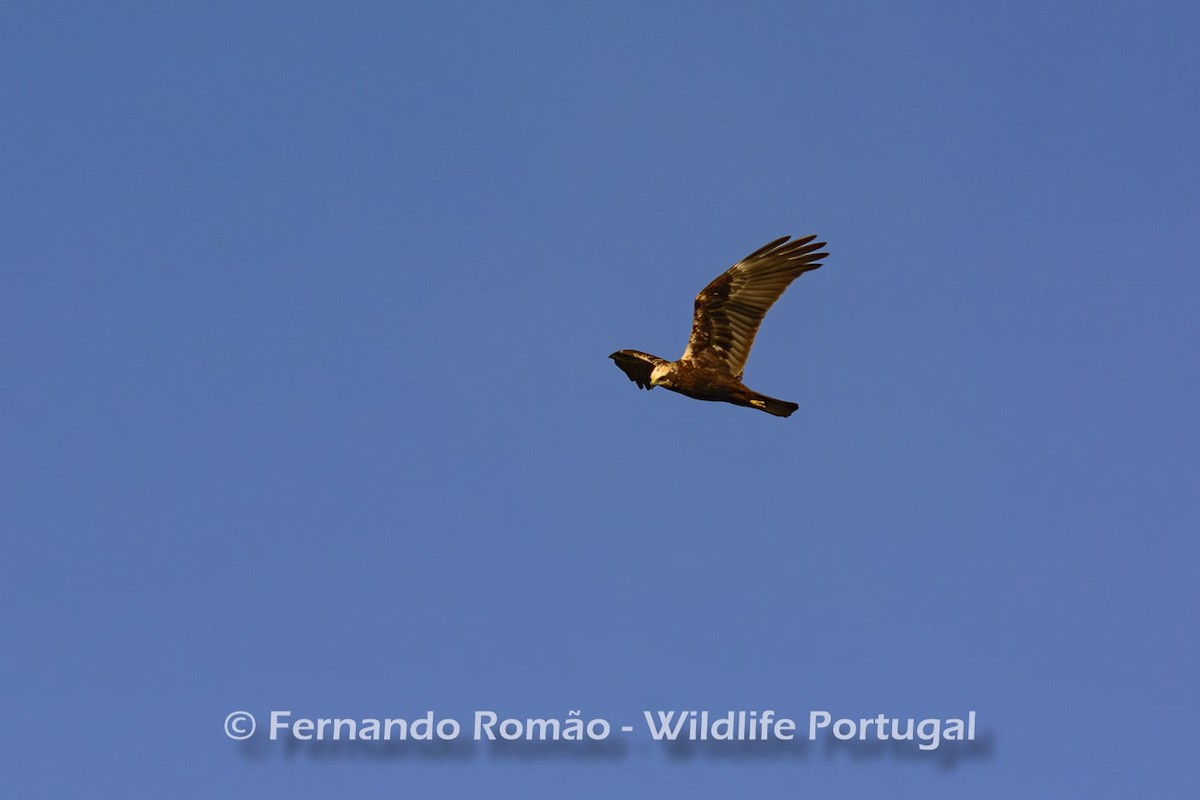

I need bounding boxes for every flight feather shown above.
[681,234,827,378]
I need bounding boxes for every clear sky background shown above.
[3,1,1197,797]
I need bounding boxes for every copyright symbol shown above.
[225,711,256,740]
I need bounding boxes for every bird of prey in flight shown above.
[609,234,828,418]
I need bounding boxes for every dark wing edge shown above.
[680,234,828,376]
[608,350,667,390]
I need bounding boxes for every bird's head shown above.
[649,363,672,388]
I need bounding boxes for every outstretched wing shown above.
[609,350,668,390]
[680,234,827,378]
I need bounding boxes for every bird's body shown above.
[609,234,828,418]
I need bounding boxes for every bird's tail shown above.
[747,392,799,418]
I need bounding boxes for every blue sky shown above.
[2,1,1197,797]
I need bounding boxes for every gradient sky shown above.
[3,2,1197,797]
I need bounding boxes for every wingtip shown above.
[746,233,827,262]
